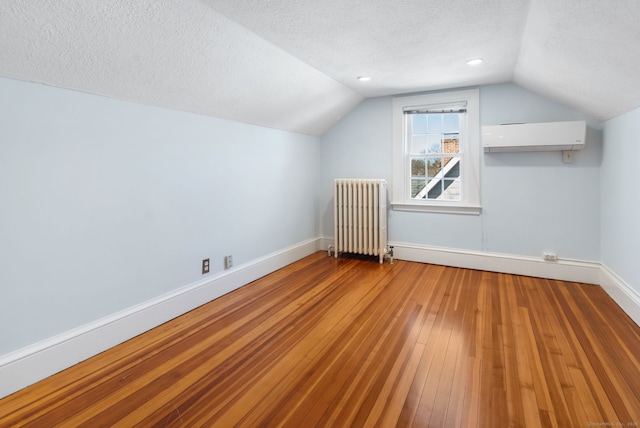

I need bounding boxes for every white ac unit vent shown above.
[483,120,586,152]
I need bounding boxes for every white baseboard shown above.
[323,238,640,327]
[600,265,640,327]
[4,237,637,399]
[326,236,639,326]
[0,238,320,399]
[321,237,601,284]
[389,241,601,284]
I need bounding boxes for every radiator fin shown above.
[334,179,388,263]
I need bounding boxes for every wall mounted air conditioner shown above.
[482,120,586,152]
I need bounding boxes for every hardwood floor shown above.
[1,252,639,427]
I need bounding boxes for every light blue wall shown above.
[0,77,617,358]
[602,107,640,292]
[320,83,601,261]
[0,77,320,355]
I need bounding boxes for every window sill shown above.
[392,202,482,215]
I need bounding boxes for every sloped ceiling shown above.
[0,0,363,135]
[1,0,639,136]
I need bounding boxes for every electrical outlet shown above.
[224,255,233,269]
[202,258,210,274]
[543,252,557,261]
[562,150,574,164]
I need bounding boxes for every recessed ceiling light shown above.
[466,58,484,66]
[357,76,372,81]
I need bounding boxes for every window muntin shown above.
[407,111,463,201]
[392,89,481,214]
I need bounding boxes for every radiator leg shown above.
[328,245,334,257]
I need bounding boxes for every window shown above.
[392,89,481,214]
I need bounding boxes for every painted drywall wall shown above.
[480,84,601,260]
[320,83,601,262]
[602,107,640,292]
[0,77,320,355]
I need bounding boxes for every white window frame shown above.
[392,89,481,215]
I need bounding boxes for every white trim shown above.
[323,237,599,284]
[391,203,482,215]
[600,264,640,327]
[0,238,320,399]
[390,243,640,327]
[4,237,638,399]
[392,89,481,212]
[389,241,601,284]
[324,237,639,327]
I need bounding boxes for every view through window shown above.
[392,89,480,214]
[407,110,463,201]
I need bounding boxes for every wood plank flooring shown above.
[1,252,639,427]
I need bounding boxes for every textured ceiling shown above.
[0,0,363,135]
[206,0,530,97]
[514,0,640,121]
[1,0,639,135]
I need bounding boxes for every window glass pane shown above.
[443,134,459,154]
[411,178,426,198]
[427,114,442,132]
[444,157,460,177]
[442,179,460,200]
[411,134,428,154]
[393,89,479,210]
[412,114,427,134]
[426,157,443,178]
[411,158,426,177]
[426,178,442,199]
[443,113,459,132]
[427,134,442,153]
